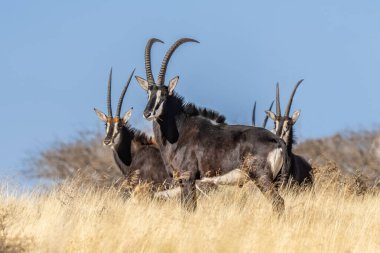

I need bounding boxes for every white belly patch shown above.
[153,169,249,200]
[199,169,248,185]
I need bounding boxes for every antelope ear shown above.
[168,76,179,95]
[122,108,133,124]
[265,111,276,121]
[94,108,108,122]
[135,76,149,91]
[291,110,301,123]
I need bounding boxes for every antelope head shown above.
[94,68,135,147]
[135,38,199,120]
[265,80,303,141]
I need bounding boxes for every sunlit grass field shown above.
[0,165,379,253]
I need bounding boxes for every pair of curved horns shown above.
[276,79,304,117]
[252,101,274,128]
[107,68,135,118]
[262,101,275,128]
[144,38,200,86]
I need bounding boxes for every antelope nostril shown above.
[143,111,152,119]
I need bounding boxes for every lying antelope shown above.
[265,81,313,185]
[136,38,291,213]
[94,69,172,191]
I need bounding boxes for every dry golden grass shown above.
[1,166,380,253]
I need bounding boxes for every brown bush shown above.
[295,130,380,188]
[29,129,380,188]
[30,131,123,186]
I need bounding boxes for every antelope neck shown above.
[112,125,134,175]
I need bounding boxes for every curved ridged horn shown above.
[145,38,164,85]
[262,100,274,128]
[157,38,199,85]
[284,79,304,117]
[116,69,136,118]
[107,68,113,117]
[276,82,281,117]
[252,101,257,126]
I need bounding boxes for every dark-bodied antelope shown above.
[252,101,274,128]
[266,81,313,185]
[135,38,291,213]
[94,69,172,191]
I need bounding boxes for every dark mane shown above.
[292,127,297,145]
[287,124,297,152]
[125,125,155,146]
[173,94,226,124]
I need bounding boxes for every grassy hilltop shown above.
[1,129,377,252]
[0,164,379,253]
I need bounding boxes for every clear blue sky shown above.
[1,1,380,183]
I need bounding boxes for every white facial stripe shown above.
[154,90,162,109]
[112,128,121,145]
[104,123,121,146]
[103,123,112,146]
[152,90,162,117]
[155,100,164,117]
[283,121,289,130]
[275,120,280,133]
[281,121,290,141]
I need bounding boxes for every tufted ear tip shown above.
[265,111,276,121]
[94,108,107,122]
[168,76,179,95]
[292,110,301,123]
[135,76,149,91]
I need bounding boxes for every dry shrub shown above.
[30,131,123,186]
[29,129,380,189]
[311,161,369,195]
[295,129,380,187]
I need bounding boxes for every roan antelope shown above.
[94,69,172,191]
[265,81,313,185]
[136,38,291,213]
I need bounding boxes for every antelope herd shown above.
[94,38,313,213]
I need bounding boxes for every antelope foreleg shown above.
[179,171,197,212]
